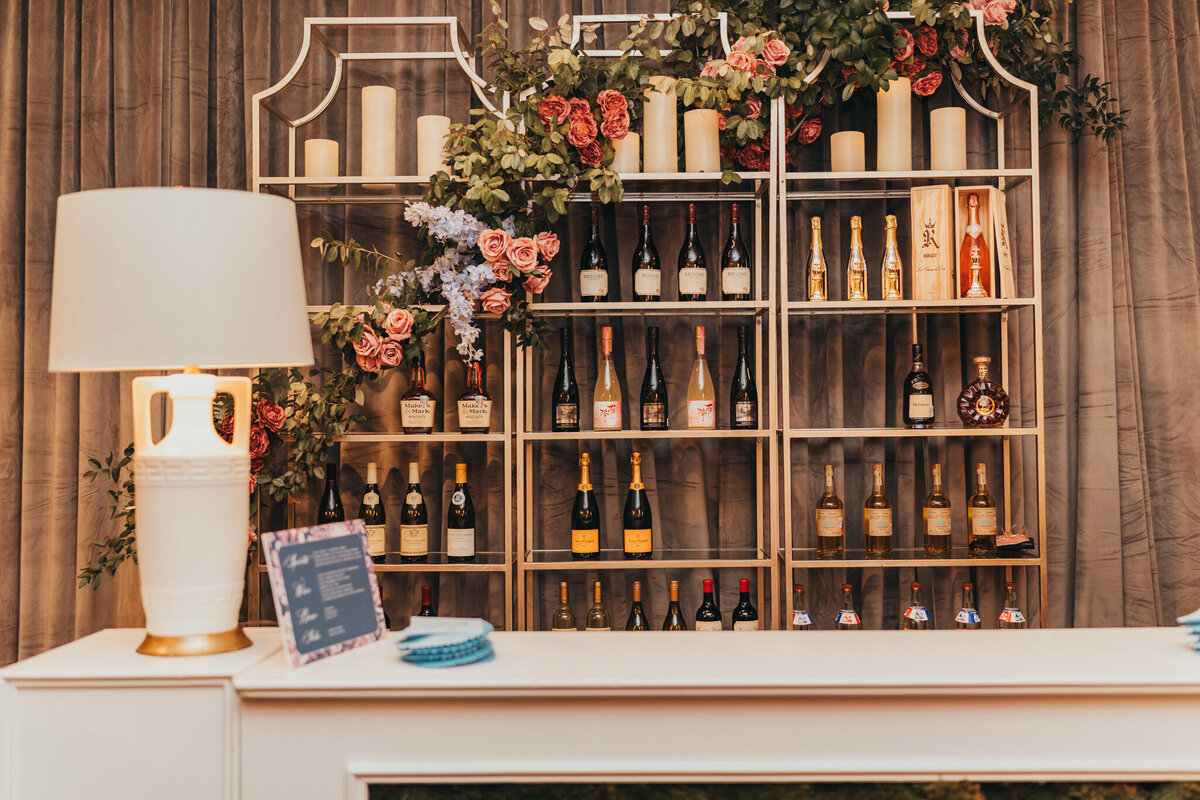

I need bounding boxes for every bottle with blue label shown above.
[956,582,982,630]
[836,583,861,630]
[998,582,1028,629]
[791,584,813,631]
[902,582,931,630]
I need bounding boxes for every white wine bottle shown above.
[446,462,476,563]
[585,581,611,631]
[400,462,429,563]
[686,325,716,429]
[551,581,577,631]
[592,325,622,431]
[359,462,386,564]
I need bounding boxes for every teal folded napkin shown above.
[395,617,494,668]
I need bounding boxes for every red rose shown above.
[600,112,629,140]
[720,145,738,165]
[478,228,512,261]
[568,97,591,118]
[895,29,915,62]
[761,37,790,67]
[489,259,512,283]
[248,474,259,495]
[506,237,539,272]
[384,308,414,341]
[727,50,756,72]
[798,118,822,145]
[567,114,597,147]
[736,143,768,171]
[898,57,926,77]
[717,113,727,131]
[537,95,571,125]
[950,30,970,60]
[217,414,235,443]
[916,27,939,58]
[254,398,285,433]
[534,231,560,261]
[745,96,762,120]
[480,287,512,314]
[523,269,552,295]
[577,141,603,166]
[378,339,403,368]
[250,457,265,476]
[249,423,269,459]
[785,103,803,119]
[353,325,382,358]
[911,71,944,97]
[597,89,626,117]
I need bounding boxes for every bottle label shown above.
[969,507,997,534]
[446,527,474,558]
[999,608,1026,625]
[687,400,716,428]
[678,267,707,295]
[584,626,611,632]
[634,268,661,297]
[816,509,844,536]
[365,524,386,557]
[364,491,380,506]
[925,507,952,535]
[734,400,757,426]
[571,528,600,554]
[457,399,492,430]
[904,606,930,622]
[908,394,935,420]
[694,620,723,632]
[956,608,981,625]
[551,627,577,632]
[721,266,751,296]
[593,400,622,431]
[641,402,666,427]
[792,610,813,627]
[401,398,435,429]
[580,269,609,297]
[452,490,466,506]
[399,524,428,556]
[733,620,759,631]
[623,528,652,554]
[866,508,893,536]
[405,491,422,506]
[555,403,579,427]
[836,610,861,626]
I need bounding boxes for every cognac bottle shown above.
[957,356,1010,427]
[967,462,998,557]
[903,343,935,428]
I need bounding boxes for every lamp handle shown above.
[214,377,251,450]
[131,376,163,453]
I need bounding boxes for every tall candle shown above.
[416,115,452,178]
[930,107,967,171]
[830,131,866,172]
[304,138,338,188]
[612,132,640,174]
[876,77,912,172]
[642,76,678,174]
[361,85,396,190]
[683,109,720,173]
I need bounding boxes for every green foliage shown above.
[78,444,137,588]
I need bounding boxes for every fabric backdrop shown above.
[1,0,1197,662]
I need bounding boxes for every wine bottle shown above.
[446,462,476,563]
[592,326,622,431]
[997,581,1027,629]
[457,355,492,434]
[317,462,345,524]
[400,350,436,434]
[677,202,708,301]
[551,581,577,631]
[959,193,991,298]
[729,324,758,429]
[923,463,952,557]
[552,327,580,432]
[836,583,862,630]
[956,582,982,630]
[623,451,652,559]
[686,325,716,430]
[903,343,935,428]
[585,581,611,631]
[792,584,813,630]
[625,581,649,631]
[720,204,752,301]
[732,578,759,630]
[957,356,1010,427]
[580,205,610,302]
[399,462,429,563]
[880,214,904,300]
[632,204,662,302]
[968,462,998,557]
[359,461,386,564]
[846,215,868,301]
[807,216,828,301]
[815,465,845,558]
[639,326,668,430]
[902,582,930,630]
[662,579,687,630]
[695,578,722,631]
[417,585,435,617]
[864,464,893,559]
[570,452,600,560]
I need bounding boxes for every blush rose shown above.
[534,231,560,261]
[480,287,512,314]
[761,37,790,67]
[478,229,512,261]
[506,237,540,273]
[384,308,414,341]
[523,269,552,295]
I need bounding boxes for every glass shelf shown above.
[786,547,1041,569]
[336,432,507,444]
[785,298,1034,315]
[530,300,769,317]
[524,547,768,571]
[256,551,510,574]
[519,429,770,442]
[787,426,1037,439]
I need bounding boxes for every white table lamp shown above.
[49,187,314,656]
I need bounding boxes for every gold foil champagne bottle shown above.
[815,465,845,558]
[968,462,998,557]
[864,464,892,559]
[846,215,868,301]
[807,216,828,301]
[881,214,903,300]
[923,463,952,557]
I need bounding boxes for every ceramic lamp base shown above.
[137,626,253,657]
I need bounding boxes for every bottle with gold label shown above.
[551,582,577,631]
[446,462,475,563]
[807,216,828,301]
[923,463,952,557]
[959,192,991,298]
[400,350,436,434]
[623,451,652,559]
[359,461,386,564]
[399,462,429,563]
[570,453,600,560]
[864,464,892,559]
[957,356,1010,427]
[585,581,611,631]
[815,465,845,558]
[846,215,868,301]
[880,214,904,300]
[967,462,998,557]
[457,355,491,434]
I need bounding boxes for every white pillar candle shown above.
[304,138,338,188]
[361,85,397,190]
[830,131,866,173]
[416,114,452,178]
[876,77,912,172]
[611,132,640,174]
[930,107,967,171]
[642,76,678,174]
[683,109,720,173]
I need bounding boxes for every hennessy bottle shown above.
[957,356,1010,427]
[807,216,828,301]
[903,343,935,428]
[880,214,903,300]
[846,215,868,301]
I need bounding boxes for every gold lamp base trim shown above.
[137,626,253,657]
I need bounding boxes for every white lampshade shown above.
[49,187,314,372]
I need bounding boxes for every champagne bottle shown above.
[816,465,845,558]
[903,343,935,428]
[880,214,904,300]
[592,326,622,431]
[639,326,668,430]
[807,216,828,301]
[677,202,708,301]
[846,215,868,301]
[570,452,600,560]
[417,585,435,617]
[632,204,662,302]
[923,463,952,557]
[695,578,723,631]
[902,582,930,630]
[625,581,649,630]
[317,462,345,524]
[585,580,611,631]
[836,583,862,630]
[686,325,716,429]
[959,193,991,298]
[446,462,476,563]
[551,327,580,432]
[968,462,998,557]
[729,324,758,429]
[864,464,893,559]
[551,581,577,631]
[457,355,492,434]
[956,582,982,630]
[732,578,759,630]
[400,350,436,434]
[720,204,752,301]
[662,579,687,630]
[359,461,386,563]
[580,205,610,302]
[997,581,1027,629]
[623,451,652,559]
[792,584,813,630]
[399,462,429,563]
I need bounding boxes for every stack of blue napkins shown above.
[1178,608,1200,651]
[395,617,494,667]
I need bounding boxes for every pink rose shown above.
[480,287,512,314]
[534,231,560,261]
[378,339,403,368]
[972,0,1012,25]
[254,398,285,432]
[568,97,591,118]
[761,37,790,67]
[727,50,756,73]
[911,71,944,97]
[718,113,727,131]
[798,118,822,145]
[353,325,382,357]
[600,112,629,140]
[895,28,915,61]
[567,114,597,147]
[916,27,939,58]
[506,237,539,272]
[577,141,603,166]
[523,269,552,295]
[745,96,762,120]
[597,89,626,117]
[478,228,512,262]
[249,423,270,459]
[700,62,720,78]
[732,37,751,53]
[489,259,512,282]
[537,95,571,125]
[384,308,414,341]
[950,30,970,60]
[356,349,382,373]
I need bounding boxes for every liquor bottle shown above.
[846,215,868,301]
[446,462,476,563]
[580,205,610,302]
[791,585,813,630]
[417,585,435,616]
[720,204,752,301]
[632,204,662,302]
[625,581,649,631]
[903,343,935,428]
[359,461,386,563]
[815,465,845,558]
[959,193,991,298]
[585,581,611,631]
[730,324,758,429]
[880,214,904,300]
[399,462,429,563]
[807,216,828,301]
[592,326,622,431]
[640,327,668,430]
[457,356,492,434]
[864,464,893,559]
[956,582,982,630]
[552,327,580,432]
[732,578,759,630]
[686,326,716,430]
[997,582,1027,629]
[400,350,436,434]
[836,583,862,630]
[570,452,600,560]
[695,578,723,631]
[677,202,708,301]
[923,463,952,557]
[902,582,930,630]
[317,462,345,524]
[623,451,652,559]
[551,581,577,631]
[967,462,998,557]
[957,356,1010,427]
[662,579,688,630]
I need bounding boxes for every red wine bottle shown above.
[730,324,758,429]
[639,326,668,430]
[731,578,759,630]
[551,327,580,432]
[317,462,345,524]
[677,203,708,301]
[417,585,435,616]
[580,205,610,302]
[694,578,722,630]
[446,462,476,563]
[632,204,661,302]
[720,204,751,301]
